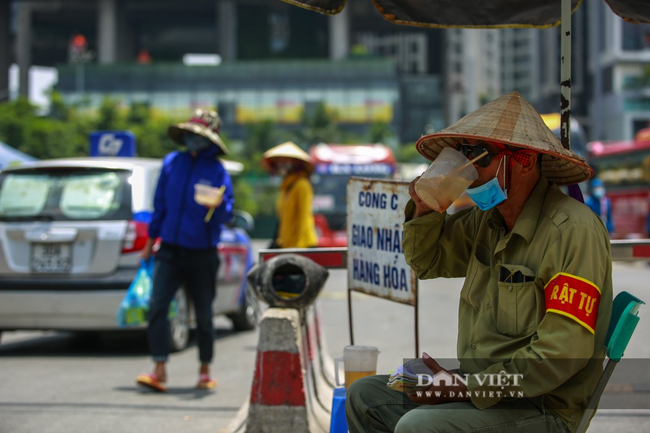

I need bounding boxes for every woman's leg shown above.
[183,249,219,365]
[147,246,184,369]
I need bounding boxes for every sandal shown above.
[136,372,167,393]
[196,374,216,390]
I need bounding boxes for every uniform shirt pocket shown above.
[461,243,491,311]
[495,263,539,337]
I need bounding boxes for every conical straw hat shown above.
[168,109,228,155]
[416,92,593,186]
[262,141,314,174]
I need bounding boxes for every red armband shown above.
[544,272,601,334]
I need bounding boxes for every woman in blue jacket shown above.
[586,178,614,235]
[136,109,234,392]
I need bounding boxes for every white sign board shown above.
[347,178,417,305]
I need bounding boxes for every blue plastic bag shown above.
[116,258,177,327]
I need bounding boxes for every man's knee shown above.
[346,375,387,416]
[346,375,373,407]
[394,404,483,433]
[394,409,442,433]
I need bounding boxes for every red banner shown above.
[544,272,601,334]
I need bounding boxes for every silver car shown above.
[0,157,257,351]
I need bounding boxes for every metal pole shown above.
[75,62,85,97]
[76,63,81,94]
[560,0,572,150]
[0,0,10,102]
[16,3,32,98]
[414,287,419,358]
[574,360,618,433]
[348,287,354,345]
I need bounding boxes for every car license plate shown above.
[31,243,72,273]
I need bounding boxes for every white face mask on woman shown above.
[593,187,606,199]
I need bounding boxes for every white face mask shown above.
[593,187,606,198]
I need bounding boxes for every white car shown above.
[0,157,257,351]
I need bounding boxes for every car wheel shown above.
[169,289,190,352]
[229,294,258,332]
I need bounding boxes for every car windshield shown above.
[0,168,133,221]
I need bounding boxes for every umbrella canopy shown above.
[0,141,37,169]
[283,0,650,26]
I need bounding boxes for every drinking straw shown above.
[204,207,216,223]
[447,150,489,177]
[203,185,226,223]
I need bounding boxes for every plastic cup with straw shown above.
[414,148,489,212]
[194,184,226,222]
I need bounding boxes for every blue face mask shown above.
[466,157,508,211]
[184,134,212,153]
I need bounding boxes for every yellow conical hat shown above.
[261,141,313,174]
[416,92,593,185]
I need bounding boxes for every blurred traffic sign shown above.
[89,131,136,157]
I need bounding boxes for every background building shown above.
[1,0,649,143]
[445,28,501,123]
[1,0,446,144]
[587,0,650,141]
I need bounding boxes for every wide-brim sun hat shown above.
[168,108,228,155]
[416,91,593,186]
[261,141,314,174]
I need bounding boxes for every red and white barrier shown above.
[611,240,650,261]
[227,306,334,433]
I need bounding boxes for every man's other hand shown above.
[407,352,470,405]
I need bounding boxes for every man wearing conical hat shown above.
[347,93,613,433]
[136,109,234,392]
[262,141,317,249]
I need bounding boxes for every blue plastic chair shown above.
[574,291,645,433]
[330,387,348,433]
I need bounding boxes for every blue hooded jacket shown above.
[148,144,234,250]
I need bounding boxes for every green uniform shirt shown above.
[403,176,613,432]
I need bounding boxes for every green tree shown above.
[95,97,126,130]
[367,121,393,144]
[20,118,78,159]
[395,142,424,163]
[0,98,37,149]
[49,91,71,121]
[299,102,342,145]
[127,102,152,125]
[130,116,177,158]
[245,119,280,154]
[232,178,259,217]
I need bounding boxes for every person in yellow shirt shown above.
[262,141,318,248]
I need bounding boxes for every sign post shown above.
[347,177,419,357]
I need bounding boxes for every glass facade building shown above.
[55,58,441,142]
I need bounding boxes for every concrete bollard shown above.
[247,254,328,309]
[227,254,335,433]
